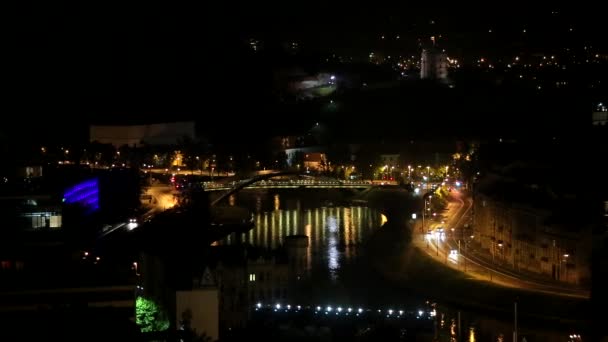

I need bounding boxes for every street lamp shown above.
[426,166,430,192]
[497,243,504,263]
[133,262,140,276]
[422,194,432,235]
[562,254,570,282]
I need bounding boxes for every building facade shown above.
[592,102,607,126]
[473,193,592,285]
[193,236,309,330]
[421,48,448,81]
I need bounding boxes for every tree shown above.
[135,296,170,333]
[177,135,210,172]
[88,141,115,166]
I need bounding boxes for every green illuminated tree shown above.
[135,296,170,333]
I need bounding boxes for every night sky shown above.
[4,3,606,142]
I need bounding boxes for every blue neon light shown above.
[63,178,99,212]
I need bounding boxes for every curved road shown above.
[414,189,589,299]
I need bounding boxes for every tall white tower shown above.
[421,48,448,81]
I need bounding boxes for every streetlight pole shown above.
[458,240,461,270]
[426,166,430,193]
[422,200,426,235]
[562,253,569,282]
[464,240,467,272]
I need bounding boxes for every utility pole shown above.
[422,199,426,235]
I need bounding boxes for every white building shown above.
[592,102,607,126]
[421,48,448,81]
[90,121,196,147]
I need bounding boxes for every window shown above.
[249,273,256,282]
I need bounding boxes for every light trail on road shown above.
[416,190,589,299]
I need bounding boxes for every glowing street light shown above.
[133,262,140,276]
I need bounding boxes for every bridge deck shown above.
[203,180,372,191]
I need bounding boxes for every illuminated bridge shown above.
[203,179,372,191]
[206,172,375,207]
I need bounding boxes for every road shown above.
[98,184,177,238]
[145,185,178,214]
[413,189,589,298]
[148,168,235,177]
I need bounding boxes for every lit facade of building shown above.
[0,195,62,230]
[421,48,448,81]
[303,152,327,171]
[193,238,308,330]
[284,147,327,170]
[473,191,592,285]
[592,102,607,126]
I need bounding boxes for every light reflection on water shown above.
[468,327,476,342]
[327,215,339,281]
[220,193,574,340]
[221,194,382,283]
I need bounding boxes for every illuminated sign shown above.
[63,178,99,212]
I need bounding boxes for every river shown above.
[217,189,586,341]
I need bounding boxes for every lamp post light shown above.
[497,242,504,263]
[426,166,430,192]
[423,195,432,234]
[133,262,140,276]
[562,254,570,282]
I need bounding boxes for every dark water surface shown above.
[218,190,586,341]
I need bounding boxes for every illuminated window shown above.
[21,212,62,229]
[249,273,256,282]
